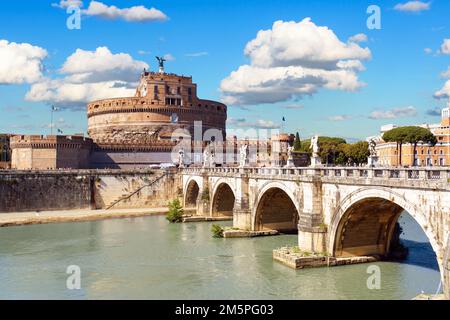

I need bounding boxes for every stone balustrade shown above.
[182,166,450,183]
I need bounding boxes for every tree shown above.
[299,136,347,165]
[345,141,370,165]
[293,132,302,151]
[382,127,409,166]
[404,126,436,166]
[334,141,369,166]
[383,126,436,166]
[166,199,184,223]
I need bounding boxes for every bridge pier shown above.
[196,172,211,217]
[298,178,328,253]
[232,175,251,229]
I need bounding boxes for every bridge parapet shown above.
[182,166,450,190]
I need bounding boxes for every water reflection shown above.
[0,213,441,300]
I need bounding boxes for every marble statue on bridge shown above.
[239,144,249,168]
[309,135,322,167]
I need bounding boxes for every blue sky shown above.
[0,0,449,140]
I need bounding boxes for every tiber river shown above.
[0,212,441,300]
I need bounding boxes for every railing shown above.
[181,166,450,182]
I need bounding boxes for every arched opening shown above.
[255,188,298,233]
[334,198,404,257]
[211,183,235,217]
[333,197,441,270]
[185,180,199,208]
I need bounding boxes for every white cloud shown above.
[60,46,147,82]
[426,107,442,116]
[369,106,417,119]
[42,117,74,130]
[348,33,368,43]
[434,80,450,100]
[185,52,209,57]
[26,46,148,109]
[163,53,175,61]
[220,18,371,105]
[439,39,450,55]
[51,0,83,8]
[282,104,304,109]
[227,118,280,129]
[328,115,353,121]
[441,67,450,78]
[83,1,167,22]
[137,50,151,55]
[424,47,432,54]
[0,40,48,85]
[394,1,430,12]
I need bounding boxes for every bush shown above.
[211,224,224,238]
[166,199,184,223]
[201,189,210,201]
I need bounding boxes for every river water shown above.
[0,213,441,300]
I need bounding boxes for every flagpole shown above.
[51,105,54,135]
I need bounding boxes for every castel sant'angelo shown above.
[10,58,228,169]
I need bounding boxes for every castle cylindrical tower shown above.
[87,71,227,144]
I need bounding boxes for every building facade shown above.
[9,64,229,170]
[376,106,450,167]
[86,67,227,168]
[0,134,11,169]
[10,135,93,170]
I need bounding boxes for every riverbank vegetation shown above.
[211,224,224,238]
[166,199,184,223]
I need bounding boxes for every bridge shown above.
[181,166,450,298]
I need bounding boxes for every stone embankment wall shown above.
[93,170,180,209]
[0,169,180,213]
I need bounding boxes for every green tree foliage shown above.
[293,132,302,151]
[340,141,370,165]
[166,199,184,223]
[382,126,436,166]
[299,136,347,165]
[298,136,369,165]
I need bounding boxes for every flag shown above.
[282,117,285,122]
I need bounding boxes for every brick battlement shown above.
[10,135,93,149]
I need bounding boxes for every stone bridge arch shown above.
[253,181,300,233]
[211,179,236,217]
[184,177,202,208]
[329,186,444,280]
